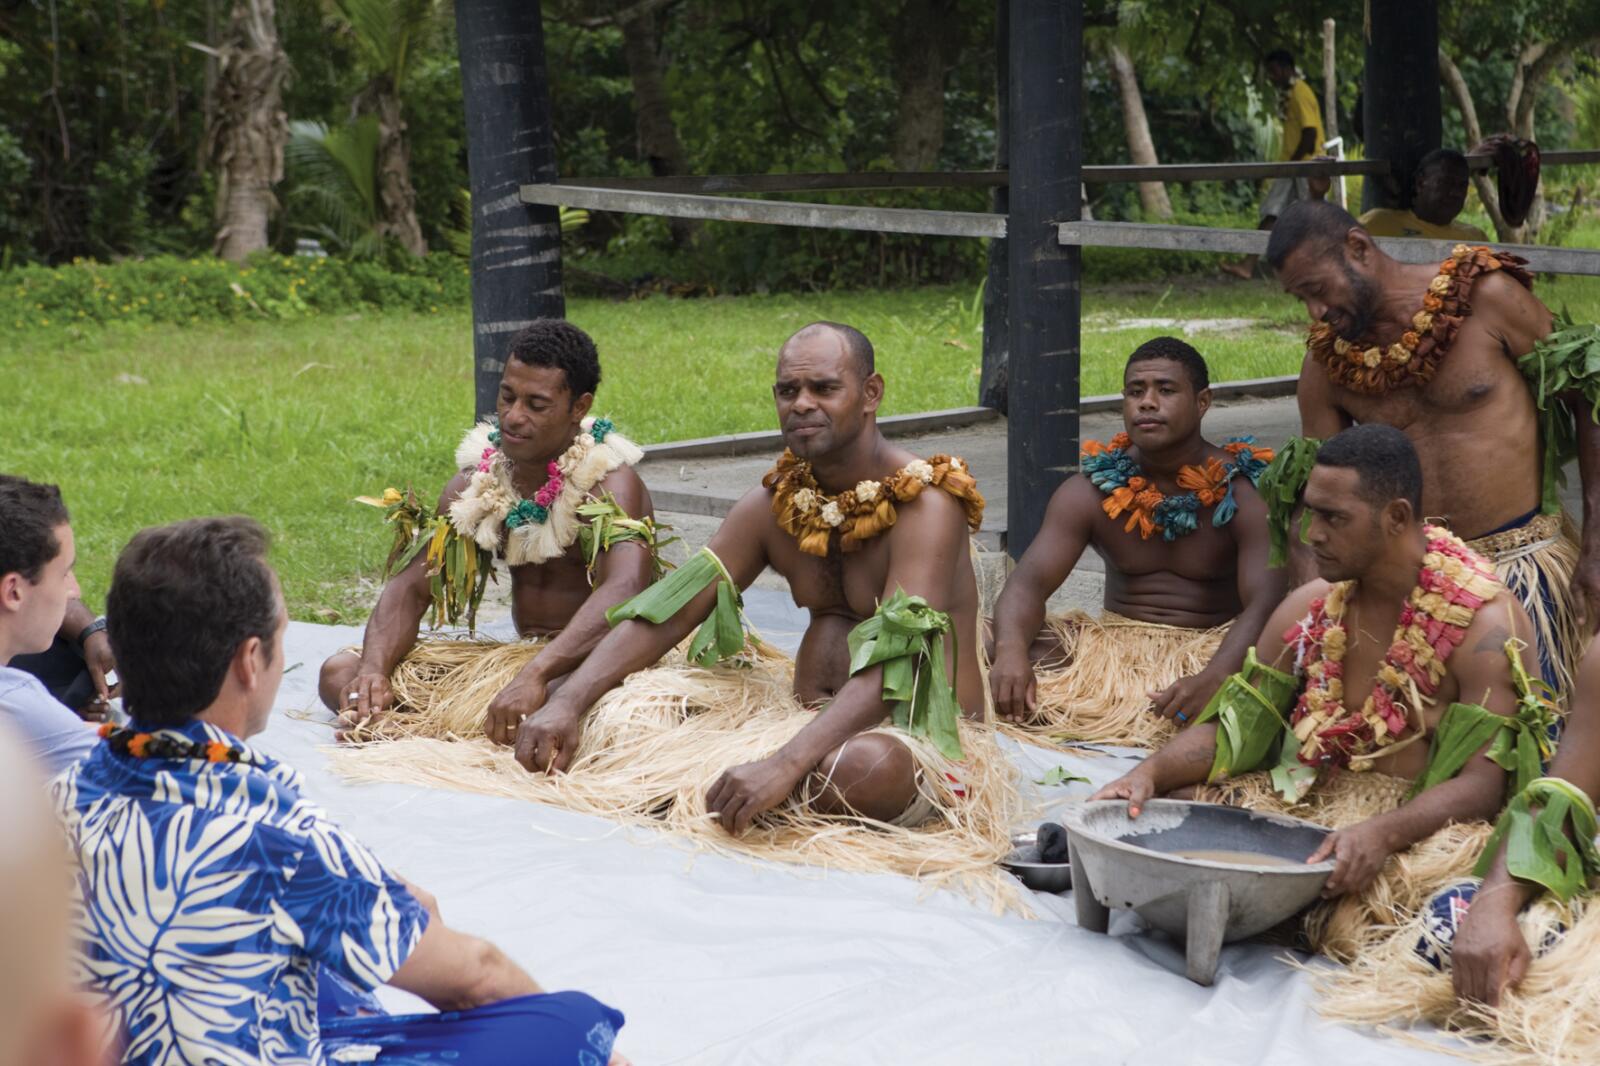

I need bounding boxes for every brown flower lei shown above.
[763,450,985,556]
[1308,244,1534,395]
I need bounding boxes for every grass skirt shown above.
[1000,611,1228,750]
[1470,514,1583,703]
[1191,767,1411,833]
[330,637,1027,912]
[1313,824,1600,1066]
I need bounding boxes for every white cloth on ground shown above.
[270,619,1467,1065]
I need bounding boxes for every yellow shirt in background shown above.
[1280,78,1324,161]
[1357,208,1489,242]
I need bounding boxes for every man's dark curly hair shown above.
[1125,335,1210,392]
[0,475,70,582]
[506,319,602,399]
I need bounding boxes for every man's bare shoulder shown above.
[1463,591,1529,659]
[1048,471,1102,508]
[437,469,474,511]
[593,464,652,516]
[723,484,780,532]
[1282,577,1330,615]
[1473,269,1553,336]
[894,478,971,532]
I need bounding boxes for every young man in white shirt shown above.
[0,476,96,774]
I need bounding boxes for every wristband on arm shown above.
[77,616,108,646]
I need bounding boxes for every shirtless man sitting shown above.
[1095,426,1536,899]
[511,321,987,831]
[1266,199,1593,697]
[320,319,654,744]
[988,337,1282,749]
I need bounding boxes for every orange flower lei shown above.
[1308,245,1533,395]
[1080,434,1273,541]
[1283,525,1501,771]
[98,721,250,764]
[763,450,985,556]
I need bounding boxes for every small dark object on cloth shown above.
[1037,821,1070,864]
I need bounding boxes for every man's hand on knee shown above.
[707,755,805,835]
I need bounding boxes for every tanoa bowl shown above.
[1062,800,1335,985]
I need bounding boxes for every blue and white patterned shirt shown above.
[54,719,430,1066]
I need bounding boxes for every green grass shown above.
[9,275,1600,620]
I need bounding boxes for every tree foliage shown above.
[0,1,1594,277]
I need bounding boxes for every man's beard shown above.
[1328,262,1381,342]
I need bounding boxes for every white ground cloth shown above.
[266,618,1464,1064]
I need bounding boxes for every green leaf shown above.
[1476,778,1600,903]
[1258,436,1322,568]
[1268,732,1317,802]
[846,588,965,760]
[610,546,750,667]
[607,546,725,626]
[1035,766,1090,787]
[1409,701,1505,798]
[1194,649,1296,786]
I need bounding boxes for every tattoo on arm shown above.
[1472,625,1511,655]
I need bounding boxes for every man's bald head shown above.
[772,321,883,460]
[0,727,105,1066]
[779,321,875,381]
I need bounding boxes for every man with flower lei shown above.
[1303,637,1600,1066]
[1095,428,1545,913]
[510,322,990,833]
[988,337,1285,751]
[59,517,630,1065]
[320,319,658,747]
[1263,198,1595,705]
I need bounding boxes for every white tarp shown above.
[266,619,1466,1065]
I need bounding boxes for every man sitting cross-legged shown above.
[988,337,1282,750]
[320,318,657,746]
[514,321,989,832]
[1093,426,1545,916]
[56,517,627,1066]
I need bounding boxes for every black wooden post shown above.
[979,0,1009,413]
[1361,0,1440,212]
[1005,0,1081,560]
[456,0,565,420]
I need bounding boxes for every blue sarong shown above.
[319,970,625,1065]
[1413,880,1565,972]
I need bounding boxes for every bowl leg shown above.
[1066,833,1109,933]
[1184,880,1229,986]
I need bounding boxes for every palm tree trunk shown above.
[1104,39,1171,220]
[355,79,427,255]
[209,0,288,261]
[618,9,694,246]
[456,0,564,420]
[889,0,959,170]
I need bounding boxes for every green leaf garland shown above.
[846,589,965,761]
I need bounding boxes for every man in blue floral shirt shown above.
[54,517,625,1066]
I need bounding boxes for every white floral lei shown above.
[794,458,941,528]
[447,417,643,566]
